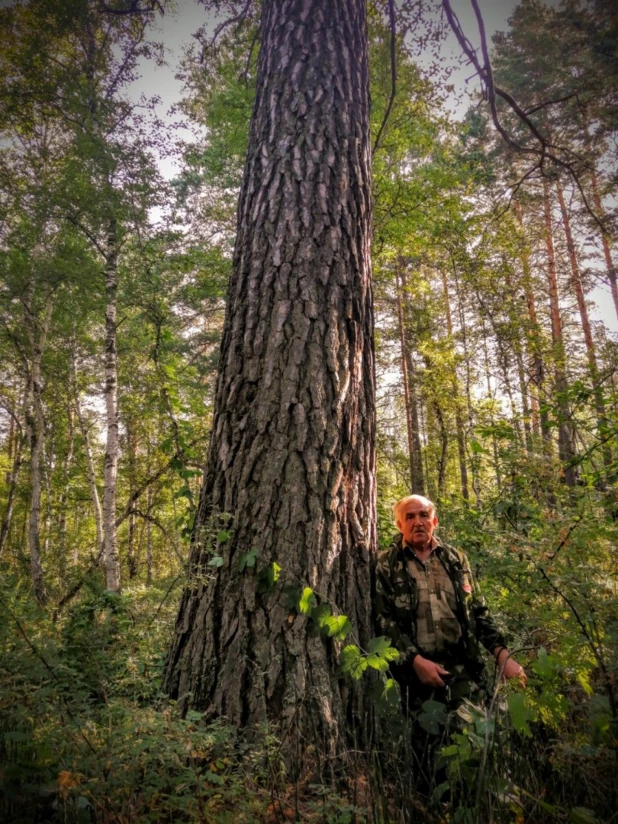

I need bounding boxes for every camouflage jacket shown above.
[375,534,507,680]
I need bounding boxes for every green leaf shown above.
[298,587,317,614]
[569,808,599,824]
[366,652,390,671]
[507,692,534,736]
[339,644,367,680]
[257,561,282,593]
[208,555,224,568]
[325,614,352,641]
[418,699,447,734]
[469,439,485,454]
[311,603,332,630]
[366,636,400,662]
[216,529,231,544]
[238,547,259,572]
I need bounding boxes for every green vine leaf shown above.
[325,615,352,641]
[339,645,367,680]
[237,547,259,572]
[298,587,317,614]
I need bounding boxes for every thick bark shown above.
[25,290,54,603]
[396,266,424,494]
[542,180,577,487]
[165,0,374,760]
[440,268,469,501]
[103,219,121,591]
[556,180,611,473]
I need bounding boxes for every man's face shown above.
[397,498,438,551]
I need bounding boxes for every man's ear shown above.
[433,515,439,528]
[396,520,402,532]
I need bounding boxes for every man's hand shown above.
[413,655,450,687]
[494,647,527,687]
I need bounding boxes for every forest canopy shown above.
[0,0,616,822]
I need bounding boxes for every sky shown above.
[128,0,617,335]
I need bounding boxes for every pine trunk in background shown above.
[514,201,551,449]
[502,264,533,453]
[542,180,577,487]
[58,399,75,558]
[103,219,121,591]
[583,119,618,321]
[126,419,138,579]
[398,266,424,494]
[453,271,480,503]
[146,485,153,585]
[164,0,375,762]
[481,323,502,491]
[0,393,25,558]
[555,180,611,474]
[25,288,54,604]
[72,351,104,555]
[440,268,469,501]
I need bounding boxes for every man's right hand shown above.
[412,655,450,687]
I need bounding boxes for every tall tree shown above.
[165,0,375,762]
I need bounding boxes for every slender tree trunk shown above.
[164,0,375,762]
[441,267,469,500]
[583,121,618,320]
[103,218,121,590]
[25,290,54,603]
[395,271,416,490]
[58,400,75,558]
[397,266,424,493]
[542,180,577,487]
[514,201,552,449]
[482,327,501,491]
[73,341,104,556]
[503,263,533,453]
[453,270,480,503]
[126,417,138,579]
[0,404,25,558]
[556,180,611,473]
[146,485,153,586]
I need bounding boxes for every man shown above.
[376,493,525,716]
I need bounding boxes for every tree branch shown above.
[372,0,397,157]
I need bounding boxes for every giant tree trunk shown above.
[164,0,374,761]
[103,219,121,591]
[542,180,577,487]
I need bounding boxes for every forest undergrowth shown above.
[1,487,616,824]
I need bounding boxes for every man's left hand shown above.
[494,647,527,687]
